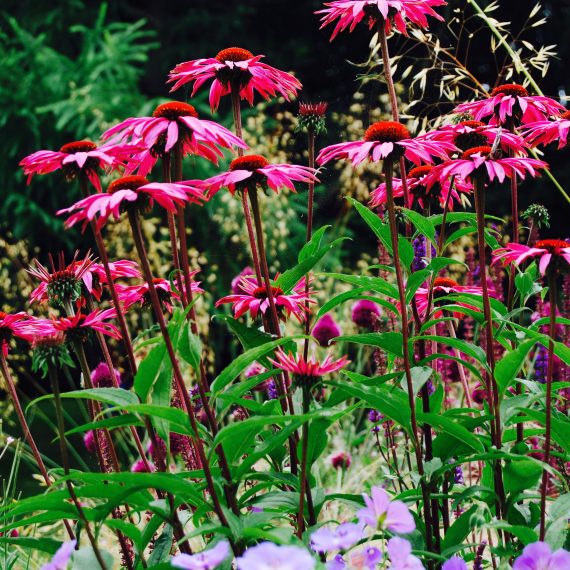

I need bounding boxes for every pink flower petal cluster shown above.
[0,312,54,356]
[522,111,570,149]
[52,309,121,340]
[492,239,570,276]
[269,348,350,379]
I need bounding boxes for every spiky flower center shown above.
[299,102,328,117]
[216,47,254,63]
[490,84,529,98]
[364,121,410,143]
[434,277,458,288]
[535,239,570,252]
[251,285,283,299]
[230,155,269,172]
[461,146,493,160]
[46,269,82,307]
[408,165,433,179]
[108,175,149,194]
[60,140,97,154]
[561,111,570,120]
[153,102,198,120]
[458,120,486,129]
[32,334,65,350]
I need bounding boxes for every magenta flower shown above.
[57,175,205,230]
[52,309,121,340]
[40,539,76,570]
[236,542,315,570]
[454,84,565,126]
[102,101,247,176]
[327,547,383,570]
[522,110,570,149]
[83,430,96,453]
[426,146,547,185]
[513,542,570,570]
[169,47,302,112]
[351,299,381,329]
[317,122,455,168]
[216,275,314,323]
[91,362,121,388]
[131,458,156,473]
[269,349,350,380]
[117,275,203,313]
[194,154,318,197]
[369,165,472,211]
[312,313,342,347]
[310,522,362,553]
[357,486,415,533]
[331,450,352,469]
[171,540,231,570]
[0,312,53,356]
[386,538,424,570]
[20,140,136,192]
[492,239,570,276]
[231,266,255,294]
[317,0,446,41]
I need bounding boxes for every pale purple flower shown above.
[328,547,383,570]
[386,538,425,570]
[310,522,362,553]
[357,486,415,533]
[171,540,230,569]
[512,542,570,570]
[41,540,76,570]
[442,556,467,570]
[236,542,315,570]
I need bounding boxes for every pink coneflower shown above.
[493,239,570,276]
[116,275,203,313]
[369,164,472,210]
[52,309,121,341]
[522,111,570,149]
[426,146,547,185]
[454,84,565,126]
[28,253,96,307]
[194,154,318,197]
[269,348,350,383]
[216,275,314,323]
[168,47,302,112]
[102,101,248,176]
[317,0,447,41]
[19,140,136,192]
[413,277,486,318]
[317,121,455,167]
[426,120,528,154]
[57,175,205,230]
[0,312,53,356]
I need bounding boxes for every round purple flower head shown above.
[41,539,76,570]
[357,486,415,534]
[351,300,381,329]
[91,361,120,388]
[231,266,255,294]
[236,542,315,570]
[172,540,230,570]
[312,314,341,347]
[512,542,570,570]
[83,430,96,454]
[331,451,352,470]
[131,458,155,473]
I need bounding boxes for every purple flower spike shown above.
[513,542,570,570]
[172,540,231,570]
[236,543,315,570]
[357,486,415,534]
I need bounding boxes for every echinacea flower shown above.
[236,542,315,570]
[296,101,328,135]
[454,84,565,126]
[369,165,472,211]
[492,239,570,276]
[327,547,382,570]
[31,332,75,378]
[40,539,76,570]
[194,154,318,197]
[117,275,203,313]
[52,309,121,341]
[216,275,314,323]
[317,0,446,41]
[357,486,415,533]
[171,540,231,570]
[310,522,362,553]
[57,175,205,230]
[512,542,570,570]
[426,146,547,185]
[522,110,570,149]
[413,277,487,319]
[102,101,247,176]
[0,312,54,356]
[268,348,350,385]
[20,140,135,192]
[168,47,302,112]
[28,253,96,307]
[317,122,455,168]
[386,537,424,570]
